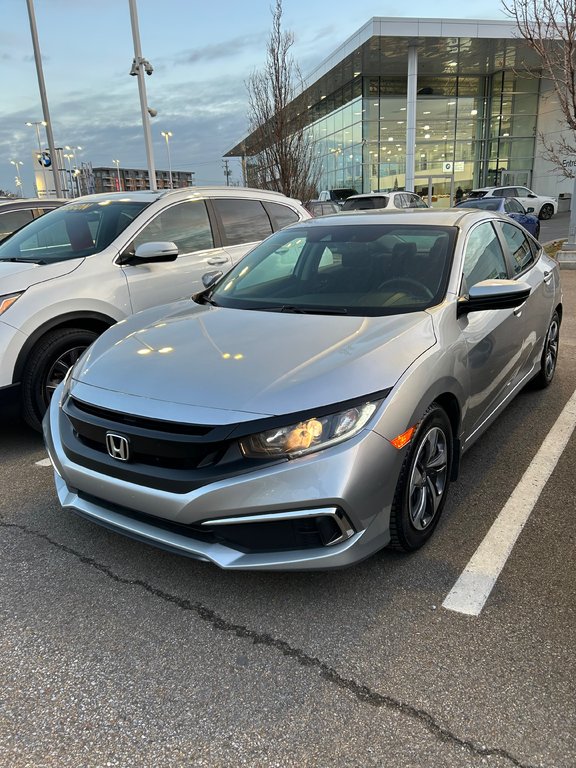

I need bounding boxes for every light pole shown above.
[63,153,75,197]
[161,131,173,188]
[112,159,122,191]
[26,119,48,197]
[10,160,24,197]
[65,145,83,196]
[128,0,157,190]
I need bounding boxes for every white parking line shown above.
[443,387,576,616]
[35,458,52,467]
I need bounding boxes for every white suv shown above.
[0,186,310,429]
[466,186,557,219]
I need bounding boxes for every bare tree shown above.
[245,0,319,200]
[503,0,576,175]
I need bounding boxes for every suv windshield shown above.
[332,188,358,201]
[0,199,151,264]
[208,223,456,316]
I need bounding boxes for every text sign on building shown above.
[562,157,576,172]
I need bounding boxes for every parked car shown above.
[0,187,310,430]
[455,196,540,238]
[0,197,66,242]
[44,208,562,571]
[305,200,341,216]
[465,186,557,219]
[318,188,358,206]
[341,191,428,211]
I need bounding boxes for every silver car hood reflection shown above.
[74,305,436,417]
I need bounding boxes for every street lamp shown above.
[112,159,122,191]
[63,153,75,198]
[65,146,85,196]
[26,119,48,197]
[10,160,24,197]
[161,130,173,188]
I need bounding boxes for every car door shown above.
[496,220,554,380]
[212,198,274,266]
[122,199,229,313]
[458,221,528,443]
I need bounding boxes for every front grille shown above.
[61,396,280,493]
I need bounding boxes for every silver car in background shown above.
[44,208,562,570]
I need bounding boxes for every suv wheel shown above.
[539,203,554,220]
[21,328,98,431]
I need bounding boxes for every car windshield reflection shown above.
[210,224,456,316]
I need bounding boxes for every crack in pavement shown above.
[2,519,541,768]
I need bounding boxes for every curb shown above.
[542,239,576,269]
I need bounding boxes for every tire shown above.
[533,311,560,389]
[539,203,554,220]
[389,404,453,552]
[535,223,541,240]
[21,328,99,431]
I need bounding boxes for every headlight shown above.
[0,292,23,316]
[240,401,380,459]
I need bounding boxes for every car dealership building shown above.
[227,17,571,206]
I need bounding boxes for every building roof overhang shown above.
[225,16,547,157]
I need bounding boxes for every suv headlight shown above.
[0,292,23,316]
[240,401,380,459]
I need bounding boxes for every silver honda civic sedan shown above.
[44,209,562,570]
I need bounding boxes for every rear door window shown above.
[499,221,535,275]
[213,199,273,246]
[264,201,300,231]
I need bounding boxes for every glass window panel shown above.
[463,222,508,285]
[214,199,272,246]
[499,221,534,273]
[132,200,214,253]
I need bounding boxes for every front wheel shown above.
[21,328,99,431]
[539,203,554,220]
[389,404,453,552]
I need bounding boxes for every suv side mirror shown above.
[121,241,179,265]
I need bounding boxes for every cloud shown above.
[174,32,267,66]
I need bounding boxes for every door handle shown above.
[513,302,526,317]
[207,257,229,265]
[543,271,553,284]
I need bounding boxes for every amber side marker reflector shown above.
[0,296,19,314]
[390,425,417,450]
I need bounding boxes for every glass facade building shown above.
[227,18,559,206]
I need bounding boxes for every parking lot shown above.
[1,268,575,767]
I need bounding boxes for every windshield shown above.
[208,223,456,317]
[0,199,151,264]
[333,188,358,201]
[342,196,389,211]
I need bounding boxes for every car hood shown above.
[71,303,437,421]
[0,258,83,292]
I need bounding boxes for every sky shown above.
[1,0,510,197]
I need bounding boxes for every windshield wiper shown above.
[244,304,348,315]
[0,257,46,264]
[280,305,348,315]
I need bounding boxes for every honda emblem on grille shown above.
[105,432,130,461]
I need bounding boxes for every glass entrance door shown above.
[414,175,453,208]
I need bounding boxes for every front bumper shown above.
[44,389,402,570]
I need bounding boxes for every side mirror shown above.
[528,194,537,198]
[202,270,223,289]
[457,279,531,317]
[121,241,178,265]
